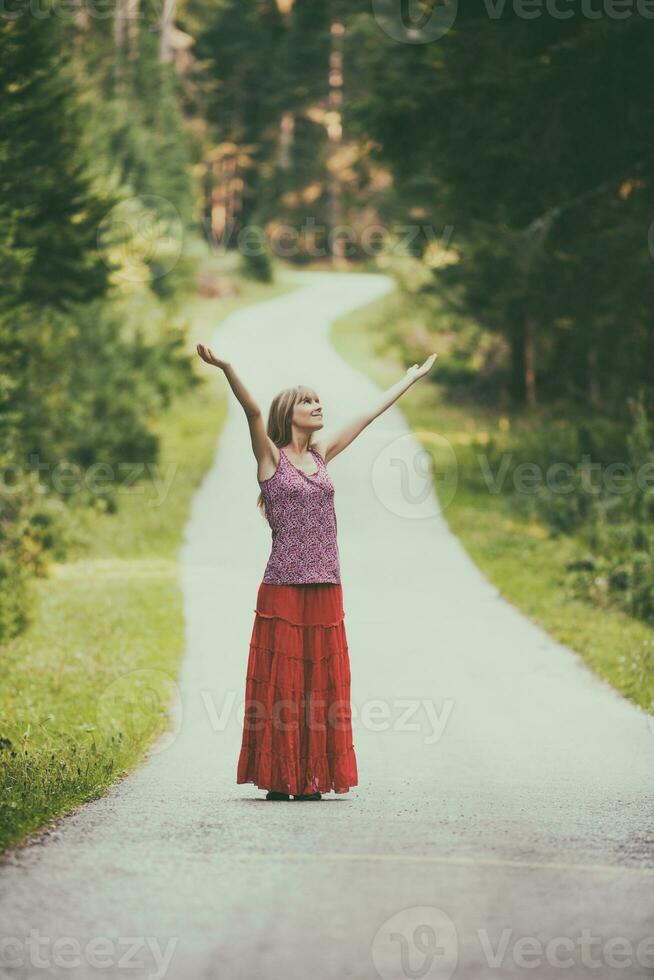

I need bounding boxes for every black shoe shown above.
[265,790,290,801]
[293,792,322,801]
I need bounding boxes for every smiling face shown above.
[292,388,323,435]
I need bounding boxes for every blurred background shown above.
[2,2,653,849]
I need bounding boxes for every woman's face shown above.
[293,392,323,433]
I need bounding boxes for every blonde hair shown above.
[257,384,320,517]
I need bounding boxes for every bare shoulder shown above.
[257,438,281,483]
[311,438,340,465]
[311,440,328,462]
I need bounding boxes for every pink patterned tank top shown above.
[258,445,341,584]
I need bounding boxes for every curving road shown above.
[1,271,653,980]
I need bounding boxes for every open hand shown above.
[197,343,229,370]
[406,352,438,382]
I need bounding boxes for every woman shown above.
[196,343,437,801]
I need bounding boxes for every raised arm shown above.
[314,353,438,464]
[196,344,277,473]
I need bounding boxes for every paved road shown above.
[2,271,654,980]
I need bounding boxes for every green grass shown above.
[331,285,654,716]
[0,248,296,853]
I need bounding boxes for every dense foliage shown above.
[344,9,654,415]
[0,11,199,640]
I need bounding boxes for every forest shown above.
[2,2,654,642]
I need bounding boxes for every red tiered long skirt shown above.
[236,582,358,796]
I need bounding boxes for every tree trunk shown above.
[73,0,90,31]
[524,314,537,407]
[126,0,140,62]
[114,0,126,82]
[114,0,139,87]
[327,20,345,267]
[278,111,294,170]
[587,344,601,410]
[159,0,176,63]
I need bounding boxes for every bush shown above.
[238,243,274,283]
[0,472,82,642]
[475,398,654,624]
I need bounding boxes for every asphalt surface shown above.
[1,271,654,980]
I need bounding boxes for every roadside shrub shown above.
[239,244,274,283]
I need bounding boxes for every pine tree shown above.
[0,15,112,309]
